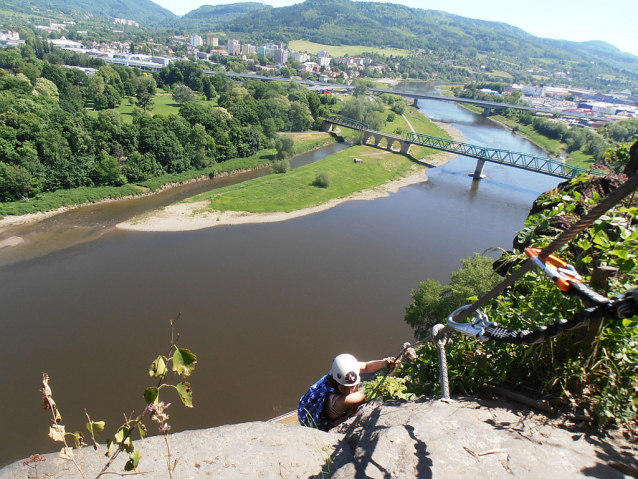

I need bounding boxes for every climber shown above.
[298,353,397,431]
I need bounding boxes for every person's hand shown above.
[383,357,397,370]
[405,347,417,362]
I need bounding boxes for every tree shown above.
[288,102,313,131]
[405,254,500,340]
[33,78,59,100]
[202,77,217,101]
[352,79,368,97]
[0,162,32,201]
[136,90,154,111]
[391,100,407,115]
[172,85,196,104]
[274,135,294,160]
[94,151,123,186]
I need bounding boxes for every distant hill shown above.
[218,0,638,75]
[180,3,271,29]
[3,0,177,26]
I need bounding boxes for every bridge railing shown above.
[405,132,605,179]
[326,115,370,131]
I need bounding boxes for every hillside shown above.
[180,3,272,29]
[219,0,638,77]
[0,0,176,26]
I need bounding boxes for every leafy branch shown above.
[38,314,197,478]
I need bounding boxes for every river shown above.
[0,82,561,467]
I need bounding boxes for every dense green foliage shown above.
[405,254,502,340]
[1,0,176,26]
[180,3,271,29]
[219,0,637,85]
[0,49,329,204]
[2,0,637,89]
[402,161,638,431]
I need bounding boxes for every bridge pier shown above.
[482,107,492,117]
[321,120,333,132]
[413,98,419,108]
[470,159,487,179]
[400,141,411,155]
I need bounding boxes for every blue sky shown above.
[152,0,638,57]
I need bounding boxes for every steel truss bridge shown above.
[325,116,605,180]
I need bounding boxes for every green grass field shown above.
[184,145,419,214]
[87,93,212,122]
[567,150,596,169]
[288,40,410,58]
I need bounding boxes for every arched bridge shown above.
[323,116,605,180]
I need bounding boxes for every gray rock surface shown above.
[2,396,635,478]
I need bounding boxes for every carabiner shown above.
[447,305,497,341]
[525,247,582,293]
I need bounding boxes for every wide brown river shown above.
[0,82,561,466]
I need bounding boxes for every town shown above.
[2,22,637,125]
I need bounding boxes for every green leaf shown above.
[105,438,114,457]
[114,426,129,445]
[592,230,611,247]
[149,356,167,378]
[172,348,197,377]
[72,432,84,449]
[144,387,159,405]
[611,249,629,260]
[137,422,148,439]
[124,450,142,471]
[86,420,105,436]
[175,381,194,408]
[123,436,133,453]
[622,318,638,328]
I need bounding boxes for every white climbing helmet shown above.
[331,354,361,386]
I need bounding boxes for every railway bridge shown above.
[323,116,605,180]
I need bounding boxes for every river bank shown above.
[117,122,465,232]
[0,134,337,236]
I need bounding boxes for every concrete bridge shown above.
[206,71,612,123]
[322,116,413,154]
[323,115,605,180]
[367,88,535,117]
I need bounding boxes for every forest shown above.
[0,45,333,203]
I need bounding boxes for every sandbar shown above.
[117,123,464,232]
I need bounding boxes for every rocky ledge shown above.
[1,396,635,478]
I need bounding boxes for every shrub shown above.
[314,172,331,188]
[271,159,290,174]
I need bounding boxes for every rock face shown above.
[1,396,635,478]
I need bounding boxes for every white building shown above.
[190,35,203,47]
[300,61,320,72]
[274,47,288,65]
[227,39,240,56]
[289,51,310,63]
[50,37,85,51]
[206,37,218,47]
[522,85,546,97]
[114,18,140,27]
[241,43,256,56]
[317,50,331,68]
